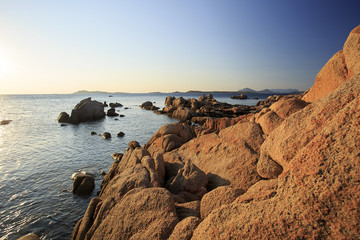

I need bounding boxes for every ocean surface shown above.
[0,92,268,240]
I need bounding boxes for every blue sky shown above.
[0,0,359,94]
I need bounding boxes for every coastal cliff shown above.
[71,26,360,239]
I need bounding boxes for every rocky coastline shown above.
[68,26,360,240]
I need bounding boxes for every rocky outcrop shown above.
[303,25,360,102]
[200,186,245,218]
[144,122,196,156]
[166,160,208,201]
[91,188,178,239]
[106,108,119,117]
[168,216,201,240]
[156,94,255,121]
[72,174,95,195]
[230,94,247,99]
[140,101,159,111]
[163,121,264,190]
[71,25,360,240]
[109,102,122,108]
[58,98,105,124]
[191,74,360,239]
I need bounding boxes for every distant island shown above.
[74,88,302,95]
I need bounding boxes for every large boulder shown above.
[200,186,245,218]
[145,123,196,156]
[107,108,119,117]
[99,164,150,200]
[90,188,178,240]
[67,98,105,124]
[303,25,360,102]
[168,216,201,240]
[172,107,195,121]
[192,74,360,239]
[167,160,208,197]
[163,121,264,190]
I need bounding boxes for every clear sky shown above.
[0,0,359,94]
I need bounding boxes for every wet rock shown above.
[117,131,125,137]
[107,108,119,117]
[102,132,111,139]
[103,101,108,107]
[57,112,70,123]
[90,131,97,135]
[72,174,95,195]
[140,101,159,110]
[109,102,122,108]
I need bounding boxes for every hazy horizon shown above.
[1,0,359,94]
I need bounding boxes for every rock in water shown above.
[230,94,248,99]
[107,108,119,117]
[57,112,70,123]
[102,132,111,139]
[72,174,95,195]
[67,98,105,124]
[117,132,125,137]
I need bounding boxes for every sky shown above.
[0,0,359,94]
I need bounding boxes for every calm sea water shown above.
[0,92,265,240]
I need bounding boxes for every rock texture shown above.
[168,216,201,240]
[91,188,178,240]
[200,186,245,218]
[163,121,264,190]
[303,25,360,102]
[192,74,360,239]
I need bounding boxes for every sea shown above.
[0,92,269,240]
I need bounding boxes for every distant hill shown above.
[258,89,275,94]
[238,88,256,93]
[239,88,301,94]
